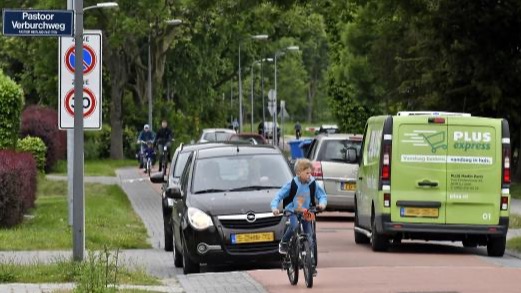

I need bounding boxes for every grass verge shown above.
[511,183,521,200]
[507,237,521,253]
[52,159,137,177]
[0,176,149,250]
[509,214,521,229]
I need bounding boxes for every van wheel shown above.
[487,236,506,257]
[371,214,389,252]
[354,201,370,244]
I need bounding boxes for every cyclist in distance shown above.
[154,119,173,172]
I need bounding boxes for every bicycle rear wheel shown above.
[302,239,314,288]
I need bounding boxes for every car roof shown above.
[196,144,280,159]
[316,133,363,141]
[202,128,236,133]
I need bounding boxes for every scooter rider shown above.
[137,124,155,168]
[154,120,173,172]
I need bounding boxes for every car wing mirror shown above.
[166,186,182,199]
[150,172,166,184]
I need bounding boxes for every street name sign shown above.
[2,9,74,37]
[59,30,102,130]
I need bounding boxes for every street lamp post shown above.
[238,34,268,133]
[250,58,273,133]
[148,19,182,130]
[68,0,118,261]
[273,46,299,147]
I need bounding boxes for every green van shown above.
[354,111,511,257]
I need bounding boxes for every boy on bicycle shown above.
[271,159,327,256]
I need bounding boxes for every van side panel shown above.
[446,117,501,225]
[391,116,447,224]
[357,116,387,229]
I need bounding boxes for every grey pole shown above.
[261,57,265,125]
[250,63,254,132]
[238,43,243,133]
[147,31,152,130]
[274,53,278,147]
[73,0,85,261]
[67,0,73,227]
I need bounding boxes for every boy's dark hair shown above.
[283,178,316,208]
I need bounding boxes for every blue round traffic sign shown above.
[65,44,97,74]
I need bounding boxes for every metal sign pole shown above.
[73,0,85,261]
[66,0,73,227]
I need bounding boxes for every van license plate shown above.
[340,182,356,191]
[400,207,439,218]
[231,232,274,244]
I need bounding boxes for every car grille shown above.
[225,242,279,254]
[219,217,282,229]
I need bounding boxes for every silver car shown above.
[305,134,362,212]
[198,128,236,143]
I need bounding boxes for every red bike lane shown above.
[248,213,521,293]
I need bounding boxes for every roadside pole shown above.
[73,0,85,261]
[67,0,73,227]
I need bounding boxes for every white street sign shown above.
[59,30,102,129]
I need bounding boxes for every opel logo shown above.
[246,212,256,223]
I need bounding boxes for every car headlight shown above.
[187,207,213,230]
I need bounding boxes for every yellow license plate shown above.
[341,182,356,191]
[231,232,274,244]
[401,207,439,218]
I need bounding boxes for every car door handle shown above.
[417,180,438,187]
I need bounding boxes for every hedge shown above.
[0,70,24,149]
[0,150,37,227]
[17,136,47,172]
[20,105,66,172]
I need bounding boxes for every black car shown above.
[151,144,293,274]
[157,142,227,252]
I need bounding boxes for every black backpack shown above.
[282,179,316,208]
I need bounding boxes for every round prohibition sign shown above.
[65,44,97,74]
[64,88,97,118]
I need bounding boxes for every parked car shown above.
[151,144,293,274]
[258,121,280,140]
[229,133,268,145]
[314,124,340,135]
[155,142,227,252]
[305,134,362,212]
[198,128,236,143]
[355,111,510,256]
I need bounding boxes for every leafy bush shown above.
[0,70,24,149]
[17,136,47,172]
[20,105,66,172]
[0,150,37,227]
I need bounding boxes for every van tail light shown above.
[503,147,511,184]
[381,144,392,181]
[428,117,446,124]
[501,196,508,211]
[384,193,391,208]
[312,161,323,179]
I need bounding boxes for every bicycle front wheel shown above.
[286,245,299,285]
[302,239,314,288]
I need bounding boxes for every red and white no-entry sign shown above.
[64,88,97,118]
[59,30,102,130]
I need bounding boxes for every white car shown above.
[198,128,236,143]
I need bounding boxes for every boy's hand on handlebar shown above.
[318,204,326,211]
[272,208,280,216]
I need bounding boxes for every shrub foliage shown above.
[0,71,24,149]
[17,136,47,172]
[20,105,66,172]
[0,150,37,227]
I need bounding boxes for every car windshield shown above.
[192,154,292,194]
[318,140,362,163]
[203,132,234,141]
[173,152,191,178]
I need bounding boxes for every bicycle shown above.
[282,206,319,288]
[157,140,173,177]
